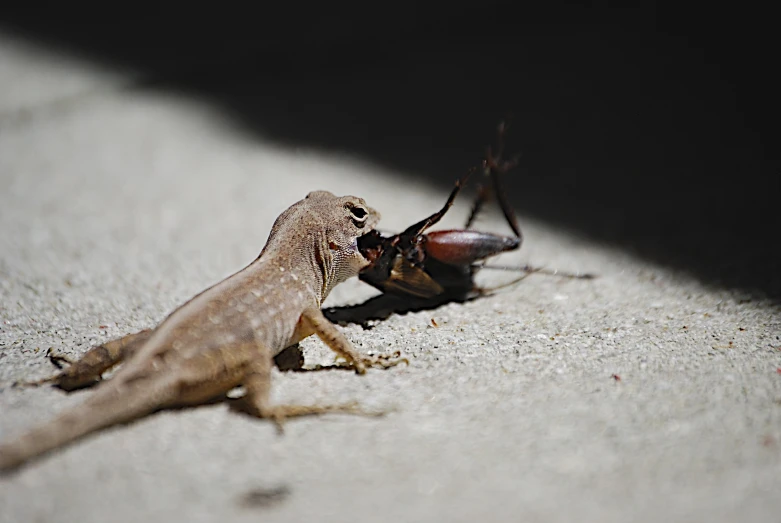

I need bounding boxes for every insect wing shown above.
[384,256,446,299]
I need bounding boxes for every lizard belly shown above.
[242,271,316,355]
[249,299,305,356]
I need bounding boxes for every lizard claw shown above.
[46,348,76,369]
[272,413,287,435]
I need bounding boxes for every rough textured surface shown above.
[1,32,779,523]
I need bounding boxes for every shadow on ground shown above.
[2,3,778,299]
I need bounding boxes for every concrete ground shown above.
[1,31,779,523]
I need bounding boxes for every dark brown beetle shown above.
[357,121,590,304]
[320,122,593,331]
[356,173,521,303]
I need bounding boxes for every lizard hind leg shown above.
[15,329,154,392]
[235,354,385,434]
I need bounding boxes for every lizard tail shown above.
[0,378,171,475]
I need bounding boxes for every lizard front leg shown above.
[16,329,153,391]
[301,307,408,373]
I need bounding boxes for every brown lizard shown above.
[0,190,405,474]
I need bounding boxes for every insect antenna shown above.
[479,263,595,279]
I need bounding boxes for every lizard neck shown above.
[309,236,333,305]
[253,239,331,306]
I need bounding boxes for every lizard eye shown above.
[345,204,368,226]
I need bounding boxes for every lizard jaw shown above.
[350,238,372,269]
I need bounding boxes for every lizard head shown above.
[298,191,381,299]
[304,190,381,275]
[259,190,381,301]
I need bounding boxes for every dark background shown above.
[2,3,778,299]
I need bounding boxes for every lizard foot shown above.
[360,350,409,370]
[12,376,55,388]
[290,351,408,373]
[12,349,85,389]
[231,398,387,434]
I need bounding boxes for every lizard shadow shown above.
[238,485,292,510]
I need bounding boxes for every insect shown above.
[359,123,592,301]
[324,121,593,328]
[356,174,519,303]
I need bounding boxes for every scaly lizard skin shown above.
[0,190,405,474]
